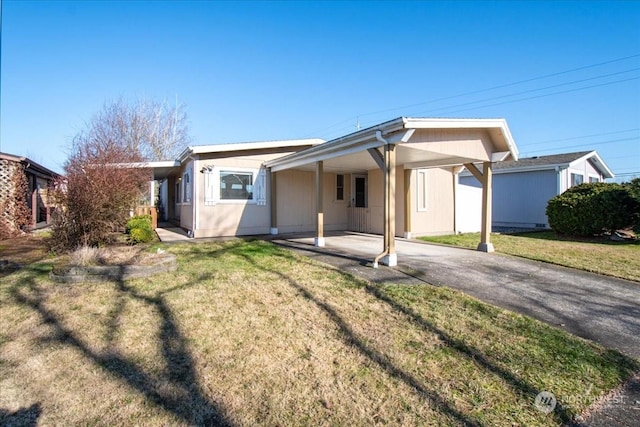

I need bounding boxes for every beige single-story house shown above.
[146,117,519,266]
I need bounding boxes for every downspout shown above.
[373,130,389,268]
[189,155,198,238]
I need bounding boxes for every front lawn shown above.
[1,239,637,426]
[419,232,640,282]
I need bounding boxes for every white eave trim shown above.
[178,138,325,162]
[266,127,414,172]
[404,117,518,160]
[123,160,181,168]
[266,117,519,172]
[569,151,615,178]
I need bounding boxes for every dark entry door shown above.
[355,177,366,207]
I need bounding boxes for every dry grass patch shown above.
[1,240,637,426]
[419,232,640,282]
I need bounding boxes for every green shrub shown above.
[624,178,640,233]
[546,183,639,236]
[128,227,155,244]
[125,215,154,243]
[125,215,151,233]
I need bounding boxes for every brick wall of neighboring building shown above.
[0,158,22,234]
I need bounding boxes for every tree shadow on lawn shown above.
[0,403,41,427]
[9,263,233,426]
[219,241,581,426]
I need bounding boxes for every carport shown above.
[265,117,518,266]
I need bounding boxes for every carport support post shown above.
[478,161,494,252]
[463,162,494,253]
[382,144,397,266]
[315,161,325,247]
[269,168,278,235]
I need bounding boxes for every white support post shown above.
[315,161,325,247]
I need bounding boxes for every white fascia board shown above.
[269,138,386,172]
[177,138,324,163]
[136,160,181,168]
[266,132,379,170]
[403,117,519,161]
[459,163,569,177]
[266,127,413,172]
[569,151,615,178]
[191,138,324,155]
[108,160,181,168]
[403,117,507,129]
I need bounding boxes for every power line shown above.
[321,75,640,140]
[356,54,640,120]
[302,53,640,139]
[521,136,639,154]
[412,76,640,118]
[408,67,640,117]
[518,128,640,147]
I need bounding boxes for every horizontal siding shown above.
[460,169,557,228]
[499,170,557,227]
[276,169,349,234]
[410,167,454,235]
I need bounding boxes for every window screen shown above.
[220,171,253,200]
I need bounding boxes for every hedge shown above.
[546,182,638,236]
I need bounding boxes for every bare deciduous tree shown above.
[87,97,191,161]
[50,97,190,250]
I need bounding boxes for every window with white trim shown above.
[202,166,264,205]
[336,174,344,201]
[182,170,191,203]
[571,173,583,187]
[417,170,428,211]
[589,176,600,183]
[220,171,253,200]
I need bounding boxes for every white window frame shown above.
[336,174,345,202]
[202,165,262,205]
[588,174,600,183]
[417,169,428,212]
[570,172,584,187]
[182,169,192,204]
[175,180,182,206]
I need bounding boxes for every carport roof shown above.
[265,117,518,173]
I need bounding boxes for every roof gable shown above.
[481,150,614,178]
[492,151,593,171]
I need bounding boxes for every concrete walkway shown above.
[155,224,191,242]
[272,232,640,426]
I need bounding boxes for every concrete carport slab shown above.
[272,232,640,427]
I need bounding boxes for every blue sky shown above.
[1,1,639,179]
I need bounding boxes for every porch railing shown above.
[348,207,371,233]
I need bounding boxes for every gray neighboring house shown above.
[459,150,614,231]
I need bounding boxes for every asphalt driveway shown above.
[275,232,640,359]
[272,232,640,426]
